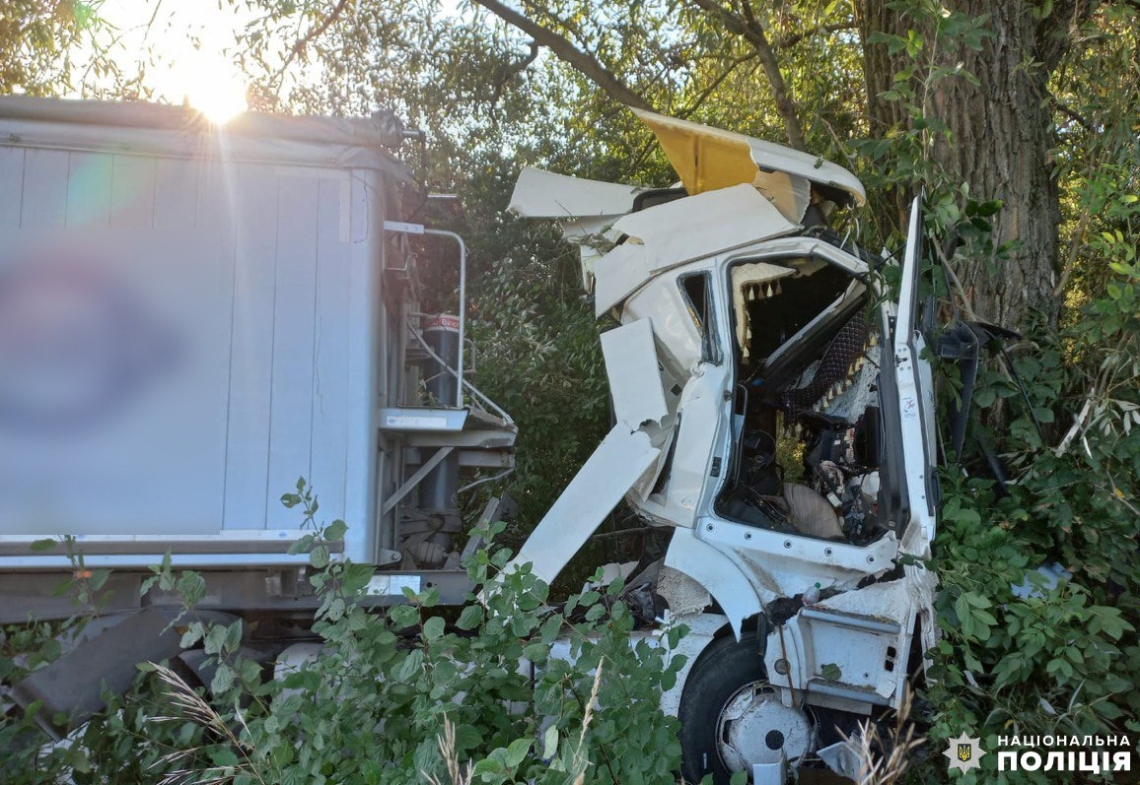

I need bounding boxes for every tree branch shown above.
[676,52,758,118]
[687,0,806,149]
[290,0,350,58]
[772,22,856,50]
[504,40,541,79]
[1053,97,1094,131]
[472,0,652,111]
[271,0,350,88]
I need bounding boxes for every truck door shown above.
[882,196,938,548]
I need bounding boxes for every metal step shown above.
[798,606,902,635]
[806,678,891,707]
[380,406,517,451]
[380,406,469,433]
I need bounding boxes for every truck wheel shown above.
[679,632,812,783]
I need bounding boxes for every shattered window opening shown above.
[716,255,887,547]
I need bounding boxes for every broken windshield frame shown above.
[679,272,723,365]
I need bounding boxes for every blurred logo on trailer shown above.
[0,261,181,435]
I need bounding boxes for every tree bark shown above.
[858,0,1092,331]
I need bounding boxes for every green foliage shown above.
[0,1,147,98]
[854,7,1140,781]
[0,482,685,785]
[919,137,1140,785]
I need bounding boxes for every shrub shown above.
[0,479,686,785]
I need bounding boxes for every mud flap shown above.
[9,607,235,739]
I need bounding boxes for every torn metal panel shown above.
[592,242,652,318]
[613,184,795,275]
[600,318,670,429]
[655,568,713,618]
[508,166,644,219]
[636,362,732,529]
[763,578,922,713]
[506,425,660,586]
[724,235,869,277]
[698,517,901,599]
[508,167,644,290]
[594,184,796,315]
[894,196,924,358]
[621,270,707,377]
[754,169,812,223]
[564,216,622,292]
[630,417,678,501]
[631,107,866,211]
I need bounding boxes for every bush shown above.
[0,480,686,785]
[918,255,1140,783]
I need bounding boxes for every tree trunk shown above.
[859,0,1090,332]
[857,0,914,232]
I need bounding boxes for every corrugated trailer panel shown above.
[0,148,23,226]
[0,103,393,567]
[309,177,354,528]
[221,163,281,534]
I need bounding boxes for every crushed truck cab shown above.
[510,109,939,782]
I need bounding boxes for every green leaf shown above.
[389,604,419,629]
[88,569,111,592]
[394,649,424,682]
[30,538,57,553]
[211,664,234,694]
[342,563,375,594]
[176,571,207,605]
[539,614,563,642]
[456,604,484,631]
[205,624,227,655]
[455,723,482,751]
[961,592,991,609]
[504,737,532,768]
[422,616,446,640]
[472,757,504,777]
[180,625,204,648]
[309,545,330,569]
[542,723,559,759]
[224,620,243,652]
[324,520,348,542]
[522,642,549,663]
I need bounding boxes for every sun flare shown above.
[176,53,248,124]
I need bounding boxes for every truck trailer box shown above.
[0,98,407,568]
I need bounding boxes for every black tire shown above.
[679,632,767,784]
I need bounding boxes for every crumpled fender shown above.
[664,526,762,639]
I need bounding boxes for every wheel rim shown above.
[715,681,812,773]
